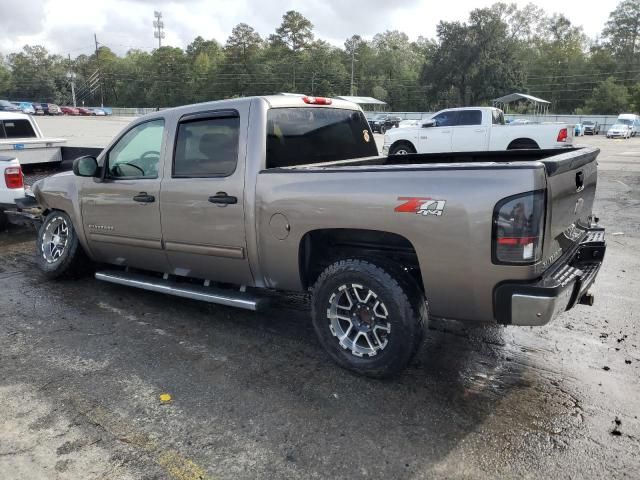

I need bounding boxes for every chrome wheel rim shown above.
[327,283,391,357]
[41,216,69,263]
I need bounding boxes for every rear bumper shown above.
[494,227,606,326]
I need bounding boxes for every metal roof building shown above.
[493,93,551,114]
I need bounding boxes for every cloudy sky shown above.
[0,0,616,56]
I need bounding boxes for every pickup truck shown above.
[0,111,67,165]
[0,155,25,230]
[24,95,606,377]
[382,107,574,155]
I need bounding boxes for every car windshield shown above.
[617,119,632,125]
[583,121,594,125]
[372,114,386,120]
[611,124,626,129]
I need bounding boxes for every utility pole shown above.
[350,49,356,96]
[94,33,104,107]
[67,53,77,107]
[154,11,165,48]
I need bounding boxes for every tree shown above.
[274,11,314,53]
[0,55,11,95]
[582,77,629,114]
[603,0,640,70]
[225,24,262,61]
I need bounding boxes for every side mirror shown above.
[422,120,435,128]
[73,155,99,177]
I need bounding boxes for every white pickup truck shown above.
[382,107,574,155]
[0,111,66,165]
[0,155,25,229]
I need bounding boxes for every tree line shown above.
[1,1,640,114]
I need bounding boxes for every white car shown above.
[383,107,573,155]
[607,124,632,139]
[0,155,25,230]
[616,114,639,137]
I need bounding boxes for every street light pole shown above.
[67,53,77,107]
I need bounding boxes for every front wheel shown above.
[389,142,416,155]
[311,259,427,378]
[36,211,89,279]
[380,125,387,135]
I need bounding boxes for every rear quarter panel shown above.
[489,124,572,150]
[256,164,547,323]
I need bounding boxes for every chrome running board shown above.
[95,270,262,311]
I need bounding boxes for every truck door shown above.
[418,111,455,153]
[450,109,488,152]
[81,118,169,272]
[159,108,253,285]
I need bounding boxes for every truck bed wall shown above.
[255,164,548,323]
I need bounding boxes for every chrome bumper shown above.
[494,228,606,326]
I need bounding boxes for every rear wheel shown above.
[311,258,427,378]
[36,211,89,279]
[380,125,387,135]
[507,139,540,150]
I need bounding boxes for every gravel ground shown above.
[1,132,639,479]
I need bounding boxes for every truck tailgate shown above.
[540,147,598,265]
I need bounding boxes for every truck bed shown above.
[267,147,597,178]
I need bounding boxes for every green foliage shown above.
[582,77,629,114]
[1,4,639,114]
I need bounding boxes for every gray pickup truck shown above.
[25,95,606,377]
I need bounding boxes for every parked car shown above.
[574,123,584,136]
[0,111,67,165]
[582,121,600,135]
[77,107,92,115]
[40,103,61,115]
[19,95,606,377]
[508,118,533,124]
[0,100,21,112]
[383,107,573,155]
[616,113,639,137]
[607,123,632,139]
[90,108,107,116]
[368,114,402,134]
[32,103,45,115]
[60,106,80,115]
[398,119,420,128]
[11,102,36,114]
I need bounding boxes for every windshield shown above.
[583,121,594,125]
[372,114,386,120]
[611,124,627,129]
[267,107,378,168]
[617,119,633,125]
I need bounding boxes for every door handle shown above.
[133,192,155,203]
[208,192,237,205]
[475,129,484,133]
[441,130,450,134]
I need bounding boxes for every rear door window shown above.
[173,114,239,177]
[266,108,377,168]
[1,119,37,138]
[456,110,483,126]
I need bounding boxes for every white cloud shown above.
[0,0,613,57]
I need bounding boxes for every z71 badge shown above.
[395,197,447,216]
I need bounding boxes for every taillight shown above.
[4,166,24,189]
[557,128,568,142]
[302,96,332,105]
[492,191,545,264]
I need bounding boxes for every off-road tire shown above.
[311,258,427,378]
[36,211,89,279]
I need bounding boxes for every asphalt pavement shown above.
[0,132,639,479]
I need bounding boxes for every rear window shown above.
[266,108,378,168]
[1,119,36,139]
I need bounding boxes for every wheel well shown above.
[389,140,416,154]
[299,229,424,291]
[507,138,540,149]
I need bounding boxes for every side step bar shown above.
[95,270,263,311]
